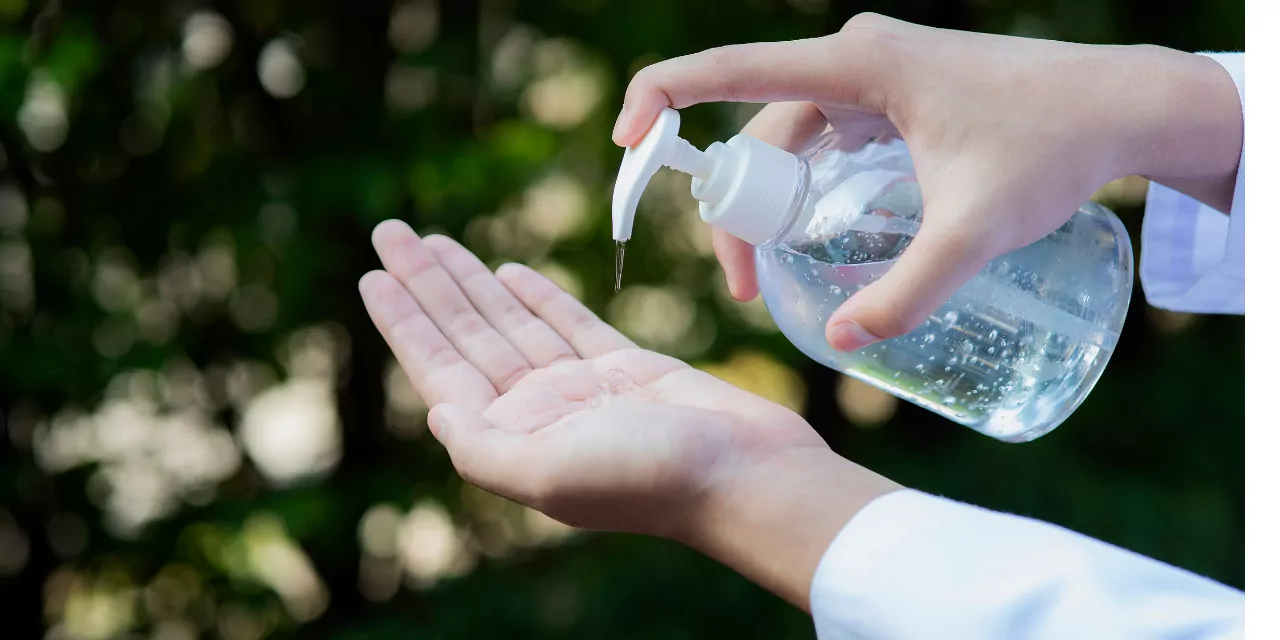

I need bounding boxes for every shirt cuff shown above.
[1139,52,1244,315]
[809,489,1242,640]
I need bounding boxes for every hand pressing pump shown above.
[612,108,1133,441]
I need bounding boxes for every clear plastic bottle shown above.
[612,108,1134,441]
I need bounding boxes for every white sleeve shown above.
[809,490,1243,640]
[1140,52,1244,315]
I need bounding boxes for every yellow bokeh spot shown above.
[697,350,806,415]
[836,377,898,429]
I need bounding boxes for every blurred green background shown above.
[0,0,1244,638]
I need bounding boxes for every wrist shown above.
[1101,45,1242,185]
[674,446,901,610]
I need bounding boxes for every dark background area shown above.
[0,0,1244,638]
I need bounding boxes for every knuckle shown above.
[840,12,886,33]
[703,46,742,101]
[830,15,907,111]
[424,341,463,369]
[705,45,737,69]
[847,293,923,340]
[839,12,901,46]
[560,302,598,332]
[452,313,489,337]
[873,312,925,340]
[502,310,542,337]
[627,65,658,95]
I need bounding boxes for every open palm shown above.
[359,221,827,536]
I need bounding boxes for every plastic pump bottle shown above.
[613,108,1134,442]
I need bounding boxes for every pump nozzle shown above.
[611,108,712,242]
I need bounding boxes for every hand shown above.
[358,220,899,607]
[614,13,1242,351]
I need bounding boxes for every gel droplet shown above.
[590,367,636,407]
[605,368,628,393]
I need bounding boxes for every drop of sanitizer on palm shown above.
[613,109,1133,442]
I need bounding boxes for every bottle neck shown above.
[692,134,810,246]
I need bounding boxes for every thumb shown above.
[825,213,998,351]
[428,404,533,501]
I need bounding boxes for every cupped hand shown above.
[358,220,827,538]
[614,13,1242,351]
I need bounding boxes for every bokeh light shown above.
[258,39,306,99]
[238,378,341,486]
[182,11,234,71]
[836,377,899,428]
[18,72,68,152]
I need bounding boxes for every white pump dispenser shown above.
[612,107,808,246]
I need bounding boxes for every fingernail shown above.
[612,106,629,142]
[828,321,880,352]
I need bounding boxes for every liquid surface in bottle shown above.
[757,138,1132,441]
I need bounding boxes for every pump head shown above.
[611,107,805,246]
[611,108,714,242]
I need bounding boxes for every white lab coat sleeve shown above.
[1140,52,1244,314]
[809,489,1243,640]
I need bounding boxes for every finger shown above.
[741,101,830,151]
[422,235,579,368]
[825,209,996,351]
[429,404,543,506]
[371,220,534,393]
[359,271,498,411]
[614,36,873,145]
[712,230,759,301]
[494,263,637,358]
[714,101,831,300]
